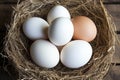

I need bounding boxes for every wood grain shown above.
[105,5,120,31]
[104,0,120,2]
[113,33,120,64]
[112,39,120,63]
[105,5,120,63]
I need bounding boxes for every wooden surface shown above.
[105,4,120,63]
[0,0,120,80]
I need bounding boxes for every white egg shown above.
[48,17,74,46]
[61,40,93,69]
[47,5,71,24]
[23,17,49,40]
[30,40,59,68]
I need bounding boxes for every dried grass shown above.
[4,0,117,80]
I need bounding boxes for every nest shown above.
[5,0,117,80]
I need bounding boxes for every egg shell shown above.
[30,40,60,68]
[47,5,71,24]
[72,16,97,42]
[23,17,49,40]
[61,40,93,69]
[48,17,74,46]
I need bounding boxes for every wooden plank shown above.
[112,36,120,63]
[105,5,120,31]
[104,65,120,80]
[104,1,120,5]
[105,5,120,63]
[104,0,120,2]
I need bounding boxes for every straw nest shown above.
[4,0,117,80]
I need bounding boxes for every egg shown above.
[23,17,49,40]
[60,40,92,69]
[47,5,71,24]
[30,40,59,68]
[72,16,97,42]
[48,17,74,46]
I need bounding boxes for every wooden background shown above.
[0,0,120,80]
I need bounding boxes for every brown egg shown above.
[72,16,97,42]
